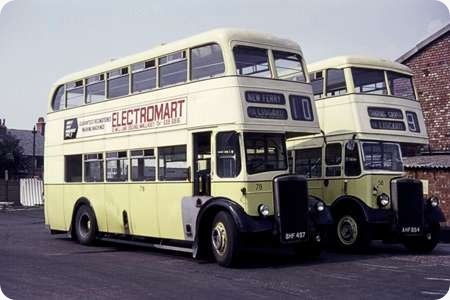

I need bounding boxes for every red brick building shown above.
[397,23,450,227]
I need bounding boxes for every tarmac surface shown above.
[0,208,449,300]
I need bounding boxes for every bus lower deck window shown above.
[158,145,188,181]
[65,155,82,182]
[106,151,128,182]
[130,149,156,181]
[84,153,104,182]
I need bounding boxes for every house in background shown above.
[397,23,450,227]
[0,118,45,179]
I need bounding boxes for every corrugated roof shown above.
[403,155,450,169]
[397,23,450,63]
[7,129,44,157]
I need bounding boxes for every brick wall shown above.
[406,168,450,227]
[402,32,450,152]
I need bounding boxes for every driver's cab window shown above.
[216,131,241,178]
[345,141,361,176]
[294,147,322,178]
[325,143,342,177]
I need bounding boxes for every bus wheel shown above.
[210,211,239,267]
[74,205,98,245]
[403,223,440,254]
[335,212,371,251]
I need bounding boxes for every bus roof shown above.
[54,28,303,86]
[308,55,412,75]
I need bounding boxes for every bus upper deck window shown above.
[86,74,105,104]
[352,68,387,95]
[132,60,156,93]
[234,46,271,78]
[273,50,306,82]
[191,43,225,80]
[159,51,187,87]
[326,69,347,97]
[387,71,416,100]
[66,80,84,108]
[107,67,129,99]
[311,72,324,100]
[52,85,65,111]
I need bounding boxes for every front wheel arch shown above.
[70,197,97,239]
[193,198,246,260]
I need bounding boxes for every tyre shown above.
[210,211,240,267]
[334,211,371,252]
[403,223,440,254]
[74,205,98,245]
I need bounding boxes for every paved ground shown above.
[0,208,449,300]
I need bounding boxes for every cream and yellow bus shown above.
[44,28,332,267]
[288,56,445,253]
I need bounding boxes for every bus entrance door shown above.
[193,132,212,196]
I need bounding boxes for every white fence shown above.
[20,178,43,206]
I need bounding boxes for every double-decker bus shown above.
[44,28,332,267]
[287,56,445,252]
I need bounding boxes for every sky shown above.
[0,0,448,130]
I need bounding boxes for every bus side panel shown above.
[81,184,107,232]
[306,179,324,203]
[61,184,106,232]
[212,181,274,216]
[44,184,66,231]
[129,183,160,237]
[104,184,130,234]
[156,183,189,240]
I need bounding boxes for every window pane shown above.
[387,72,416,100]
[108,74,129,98]
[362,142,403,171]
[244,133,287,174]
[325,143,342,165]
[325,143,342,177]
[345,142,361,176]
[326,69,347,96]
[191,43,225,80]
[106,152,128,182]
[294,148,322,178]
[289,95,314,121]
[158,145,188,181]
[65,155,82,182]
[159,60,187,87]
[84,154,104,182]
[52,85,65,111]
[86,81,105,103]
[352,68,387,94]
[311,78,324,99]
[234,46,271,78]
[131,149,156,181]
[132,68,156,93]
[273,50,305,82]
[66,86,84,108]
[216,131,241,178]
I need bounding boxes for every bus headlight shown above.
[316,202,325,212]
[258,204,270,217]
[377,193,390,207]
[428,196,439,207]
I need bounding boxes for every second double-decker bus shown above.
[44,28,332,267]
[288,56,445,253]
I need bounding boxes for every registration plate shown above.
[401,226,421,233]
[285,232,306,241]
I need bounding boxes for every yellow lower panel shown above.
[44,185,66,230]
[156,183,190,240]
